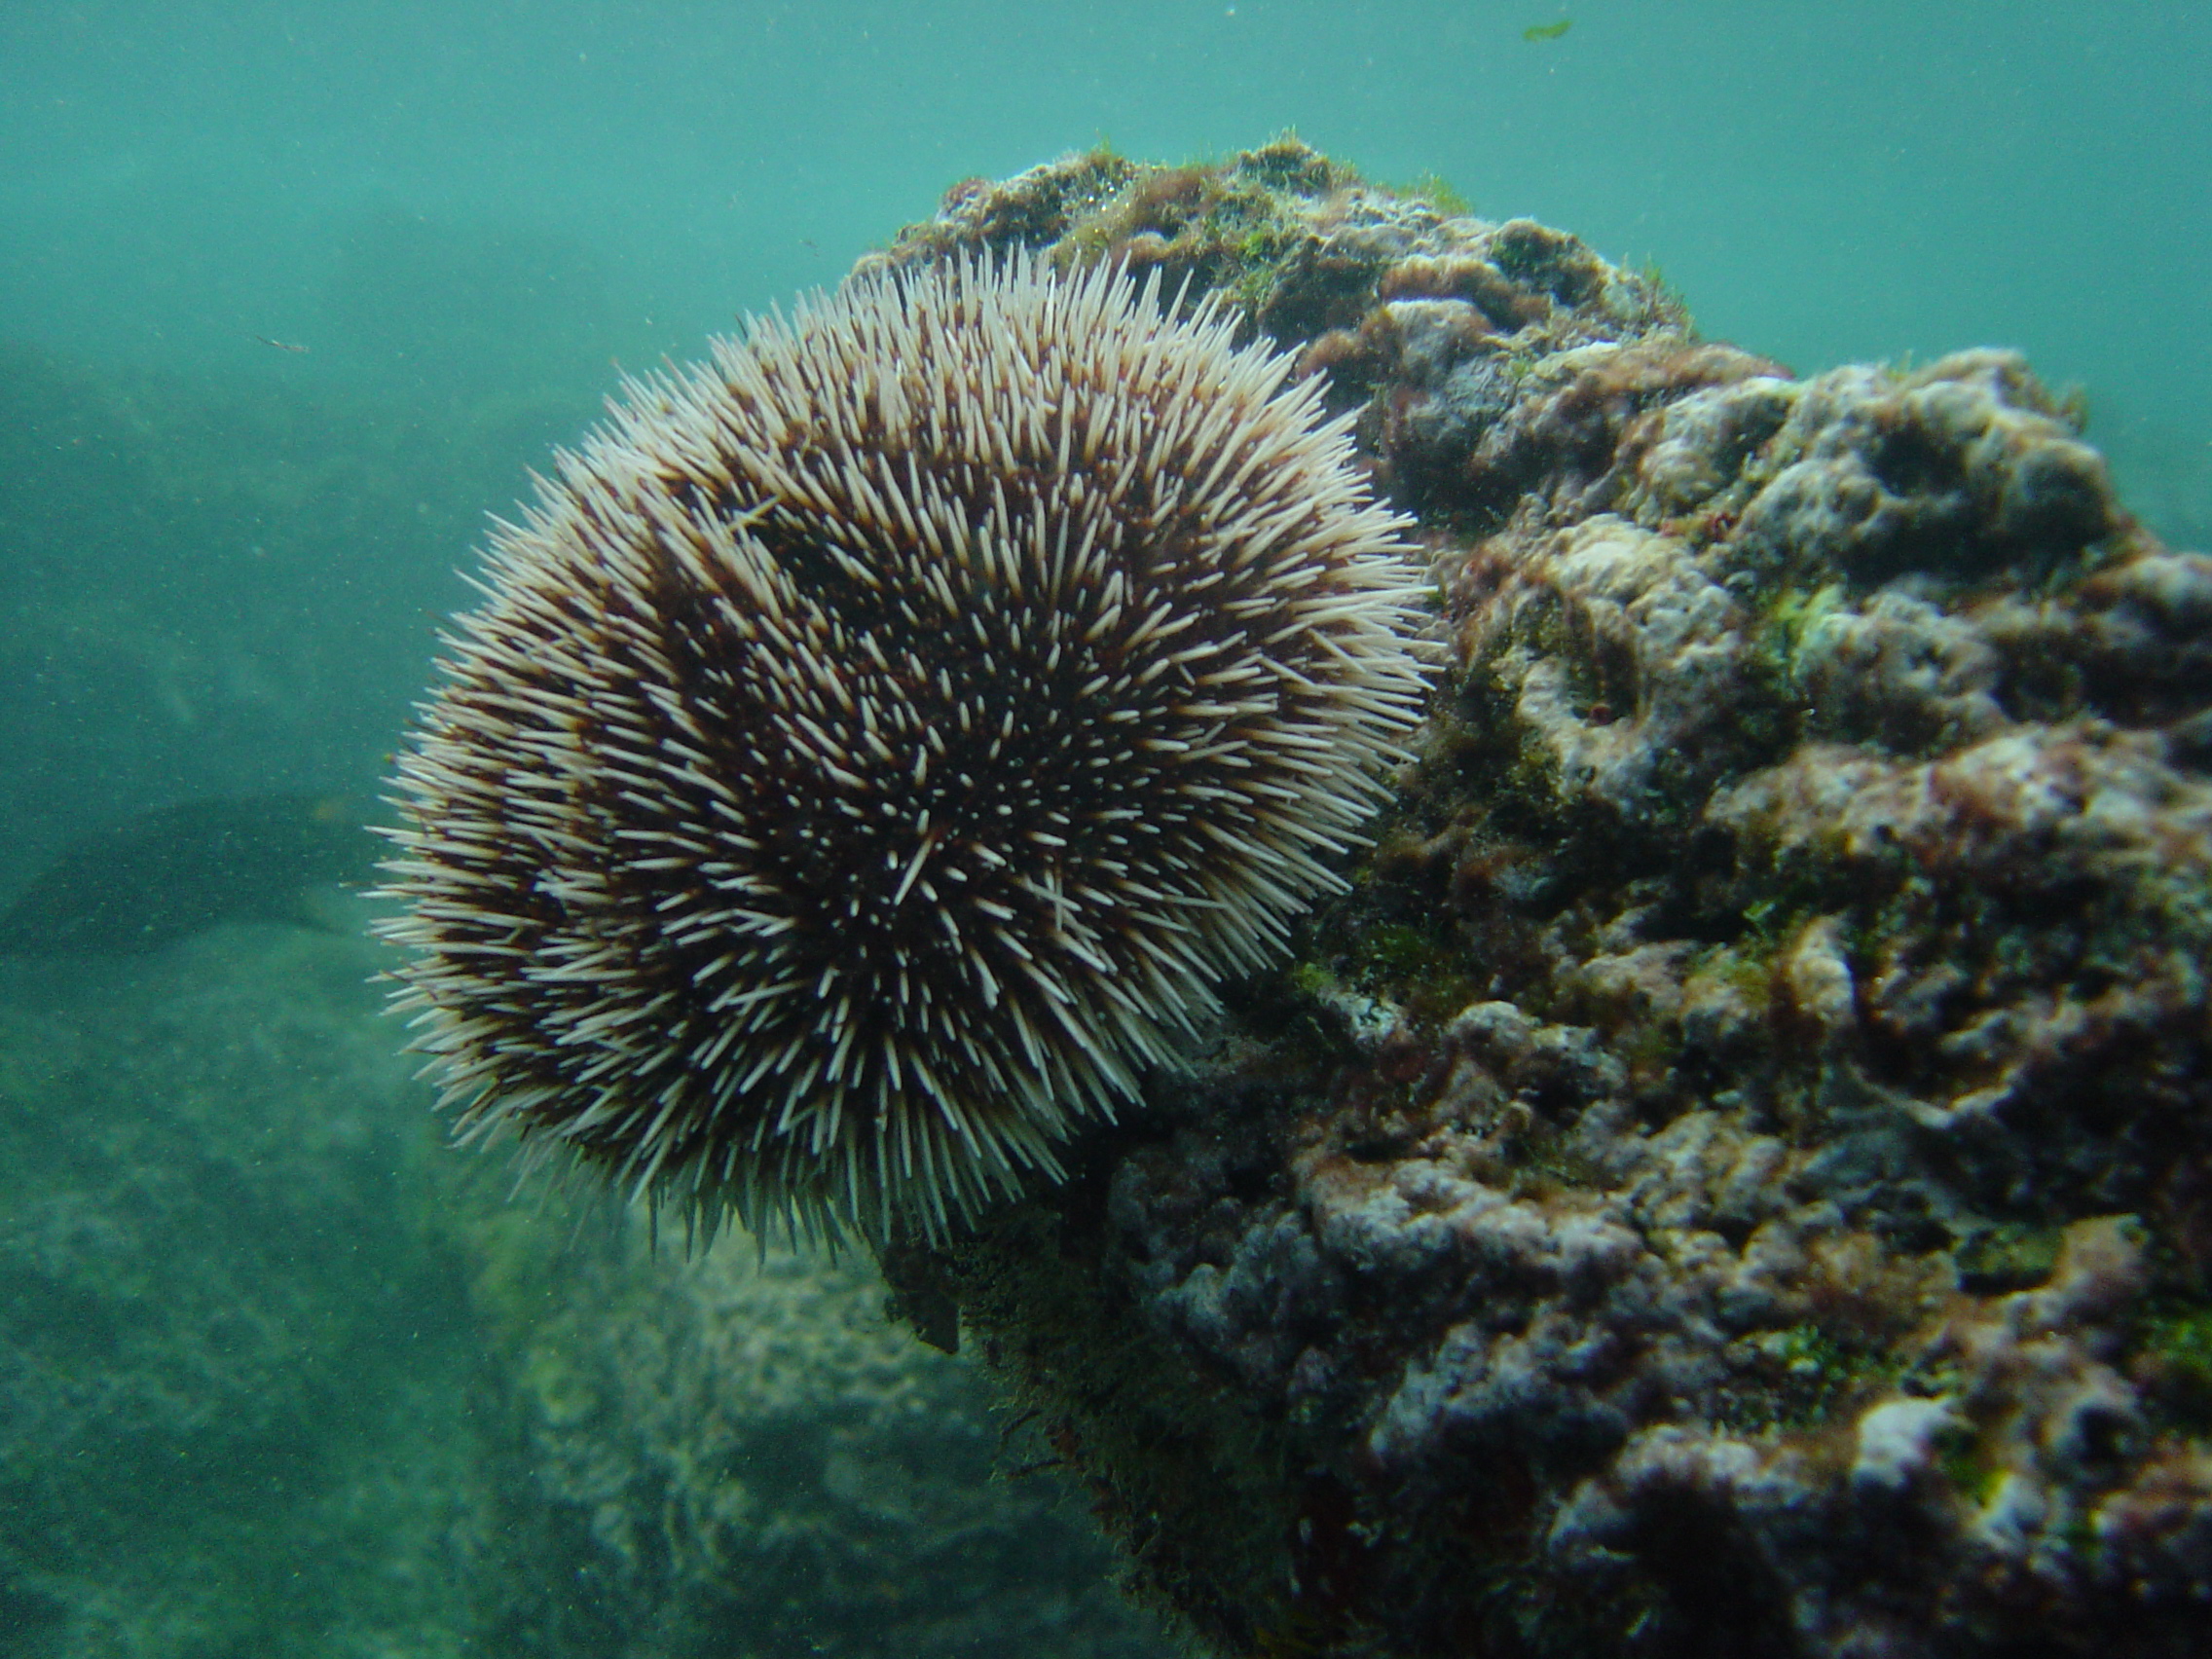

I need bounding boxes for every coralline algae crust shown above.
[872,141,2212,1658]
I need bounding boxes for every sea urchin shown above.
[378,255,1429,1242]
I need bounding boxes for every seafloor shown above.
[0,934,1170,1655]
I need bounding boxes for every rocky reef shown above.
[870,141,2212,1657]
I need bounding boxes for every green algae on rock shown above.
[867,140,2212,1659]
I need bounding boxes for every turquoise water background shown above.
[1,5,2208,1654]
[4,0,2208,857]
[8,2,2207,429]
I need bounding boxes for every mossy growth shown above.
[2133,1301,2212,1433]
[1935,1417,2009,1509]
[1610,1014,1684,1094]
[1687,940,1778,1008]
[1718,1322,1904,1433]
[1956,1223,2066,1294]
[1229,960,1373,1074]
[1749,580,1842,685]
[1382,171,1474,217]
[1345,919,1485,1024]
[1502,1114,1607,1198]
[1040,136,1406,346]
[1060,158,1307,325]
[1233,130,1351,196]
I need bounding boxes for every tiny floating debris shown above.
[0,792,379,957]
[1523,18,1573,42]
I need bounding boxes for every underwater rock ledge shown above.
[870,140,2212,1658]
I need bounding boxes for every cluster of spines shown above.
[379,254,1429,1244]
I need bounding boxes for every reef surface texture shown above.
[872,142,2212,1658]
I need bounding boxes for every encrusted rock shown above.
[875,140,2212,1659]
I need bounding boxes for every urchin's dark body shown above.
[381,258,1426,1240]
